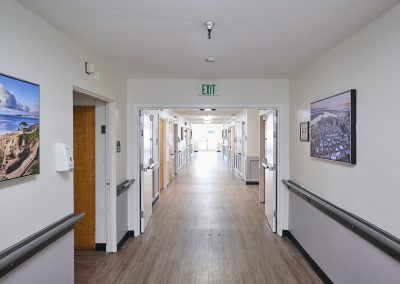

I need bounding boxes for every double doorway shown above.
[136,106,282,236]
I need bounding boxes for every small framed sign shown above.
[300,122,309,142]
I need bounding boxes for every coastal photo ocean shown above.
[0,74,40,181]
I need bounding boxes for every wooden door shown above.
[159,119,165,190]
[73,106,95,249]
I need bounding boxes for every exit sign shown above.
[198,81,218,96]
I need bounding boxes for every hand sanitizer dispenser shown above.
[56,143,74,172]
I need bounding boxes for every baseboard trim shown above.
[245,181,259,185]
[152,195,160,206]
[95,243,106,251]
[128,230,135,238]
[283,230,333,284]
[96,230,134,252]
[117,230,134,251]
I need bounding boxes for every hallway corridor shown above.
[75,152,321,284]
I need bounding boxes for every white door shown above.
[259,115,265,203]
[264,110,277,232]
[140,110,154,233]
[174,124,179,174]
[152,114,160,202]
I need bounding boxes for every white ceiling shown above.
[18,0,399,78]
[172,108,242,124]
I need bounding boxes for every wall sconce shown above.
[85,62,100,81]
[85,62,95,75]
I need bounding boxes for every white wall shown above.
[289,2,400,282]
[127,79,290,235]
[290,2,400,238]
[245,109,260,157]
[0,231,74,284]
[0,0,127,281]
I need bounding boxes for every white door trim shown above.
[129,103,289,237]
[72,86,117,252]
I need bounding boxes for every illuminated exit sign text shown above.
[198,81,218,96]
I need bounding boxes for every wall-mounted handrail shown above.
[282,180,400,261]
[117,179,135,196]
[0,213,84,277]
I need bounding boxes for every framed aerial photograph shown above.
[310,89,356,164]
[0,73,40,182]
[300,122,309,141]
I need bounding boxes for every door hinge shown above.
[273,210,277,218]
[140,211,144,218]
[273,131,277,138]
[141,130,144,136]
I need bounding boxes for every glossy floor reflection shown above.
[75,152,321,284]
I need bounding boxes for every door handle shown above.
[148,163,155,170]
[262,158,268,169]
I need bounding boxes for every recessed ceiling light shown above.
[205,57,216,63]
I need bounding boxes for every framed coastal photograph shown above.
[300,122,309,141]
[310,89,356,164]
[0,73,40,182]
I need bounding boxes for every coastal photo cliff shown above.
[0,74,40,181]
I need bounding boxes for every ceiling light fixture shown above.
[205,57,216,63]
[200,108,217,111]
[205,21,215,39]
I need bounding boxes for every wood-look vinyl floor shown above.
[75,152,321,284]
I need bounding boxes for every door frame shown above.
[158,118,167,190]
[130,104,288,237]
[73,86,117,252]
[259,115,266,203]
[261,109,278,233]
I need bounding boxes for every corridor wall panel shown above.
[289,2,400,282]
[0,0,127,282]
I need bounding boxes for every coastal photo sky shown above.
[311,92,351,111]
[0,74,39,115]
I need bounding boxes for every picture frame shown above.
[0,73,40,182]
[310,89,356,164]
[300,122,309,142]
